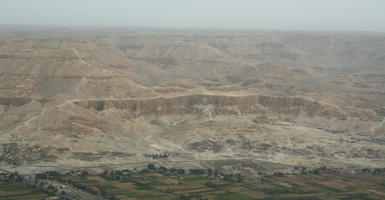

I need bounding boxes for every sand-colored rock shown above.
[0,27,384,173]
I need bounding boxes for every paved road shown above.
[1,158,254,172]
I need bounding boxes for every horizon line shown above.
[1,24,384,34]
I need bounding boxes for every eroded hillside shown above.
[0,27,384,173]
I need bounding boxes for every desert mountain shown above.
[0,27,384,173]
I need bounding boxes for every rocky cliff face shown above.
[73,94,381,134]
[0,97,32,107]
[74,95,341,117]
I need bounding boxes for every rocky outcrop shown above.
[72,95,382,134]
[73,95,380,121]
[0,97,32,107]
[0,97,53,107]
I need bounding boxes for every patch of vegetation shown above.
[339,193,374,200]
[0,182,47,200]
[118,191,164,198]
[183,176,210,181]
[134,182,153,190]
[305,181,344,193]
[216,192,254,200]
[380,181,385,188]
[149,176,169,186]
[97,184,117,190]
[264,188,294,195]
[27,169,385,200]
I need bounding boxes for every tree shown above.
[223,174,233,181]
[36,173,47,179]
[15,175,23,182]
[177,169,185,175]
[205,182,217,188]
[237,175,244,183]
[207,168,213,176]
[81,171,88,178]
[189,169,205,175]
[214,170,219,177]
[147,164,156,170]
[312,169,320,175]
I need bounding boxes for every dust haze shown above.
[1,0,385,32]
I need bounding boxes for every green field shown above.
[56,171,385,200]
[0,183,47,200]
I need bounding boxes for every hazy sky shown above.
[1,0,385,32]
